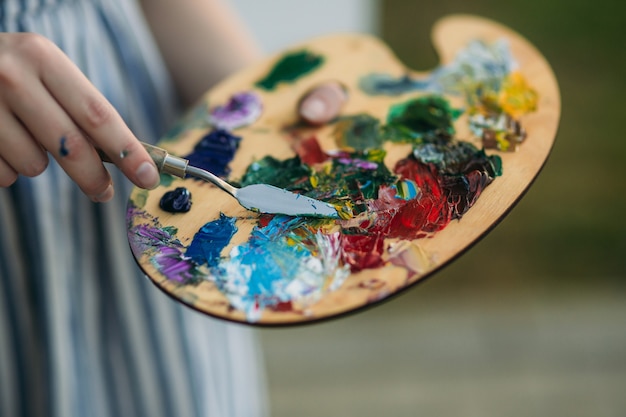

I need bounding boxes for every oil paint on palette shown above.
[127,15,560,325]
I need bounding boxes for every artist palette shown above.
[126,15,560,326]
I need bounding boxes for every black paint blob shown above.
[160,187,192,213]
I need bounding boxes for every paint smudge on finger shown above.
[59,137,69,157]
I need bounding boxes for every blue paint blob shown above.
[392,179,420,200]
[186,213,237,267]
[358,73,435,96]
[159,187,192,213]
[185,129,241,177]
[59,136,69,157]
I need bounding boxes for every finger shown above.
[0,103,49,177]
[5,80,115,201]
[0,156,18,187]
[299,81,348,125]
[38,45,160,189]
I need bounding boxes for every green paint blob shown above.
[385,95,463,142]
[256,50,324,90]
[130,189,149,209]
[159,173,175,187]
[238,155,311,190]
[333,114,384,151]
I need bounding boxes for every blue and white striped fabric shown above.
[0,1,268,416]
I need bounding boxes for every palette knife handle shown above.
[97,142,239,197]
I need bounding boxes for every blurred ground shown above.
[260,1,625,416]
[261,284,626,417]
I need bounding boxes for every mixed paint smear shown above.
[360,39,537,151]
[129,38,538,322]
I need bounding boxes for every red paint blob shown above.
[389,157,451,237]
[341,233,385,272]
[272,301,294,312]
[293,135,328,165]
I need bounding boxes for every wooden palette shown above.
[126,15,560,326]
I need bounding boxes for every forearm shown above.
[140,0,262,106]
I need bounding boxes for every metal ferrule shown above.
[161,155,189,178]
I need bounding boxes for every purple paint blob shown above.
[129,223,183,255]
[152,246,197,283]
[127,204,211,284]
[337,158,378,170]
[208,91,263,130]
[184,129,241,177]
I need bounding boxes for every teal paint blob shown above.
[159,173,175,187]
[359,73,435,96]
[186,213,237,267]
[255,50,324,90]
[333,114,384,151]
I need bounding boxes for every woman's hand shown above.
[0,32,161,201]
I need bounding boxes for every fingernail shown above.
[300,98,327,122]
[136,161,160,189]
[91,184,114,203]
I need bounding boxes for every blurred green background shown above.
[261,2,625,416]
[381,0,626,285]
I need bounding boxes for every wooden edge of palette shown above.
[128,14,561,326]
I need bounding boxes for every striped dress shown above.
[0,1,268,416]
